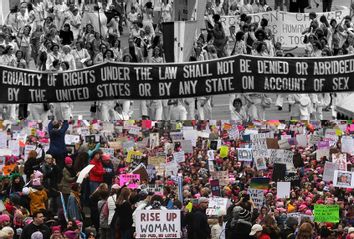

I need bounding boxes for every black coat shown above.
[116,201,133,231]
[20,223,51,239]
[187,208,211,239]
[230,219,252,239]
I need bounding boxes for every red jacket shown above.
[89,159,105,182]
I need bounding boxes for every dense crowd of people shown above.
[0,119,350,239]
[0,0,351,120]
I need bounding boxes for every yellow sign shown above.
[126,151,143,163]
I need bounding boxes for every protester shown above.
[20,211,50,239]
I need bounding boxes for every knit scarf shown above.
[71,191,82,211]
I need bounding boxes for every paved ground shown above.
[30,0,352,120]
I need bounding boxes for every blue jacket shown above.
[48,120,69,156]
[67,194,82,220]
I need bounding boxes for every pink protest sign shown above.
[119,174,140,189]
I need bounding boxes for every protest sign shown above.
[173,151,185,163]
[8,140,19,156]
[210,171,229,186]
[78,127,90,136]
[281,135,292,141]
[251,138,268,151]
[248,189,264,209]
[341,136,354,154]
[309,134,322,145]
[296,135,307,147]
[170,132,183,141]
[183,130,198,147]
[146,184,164,195]
[210,179,221,197]
[278,139,291,149]
[165,160,179,176]
[131,163,149,182]
[77,165,95,183]
[126,151,143,163]
[108,141,123,150]
[0,133,7,149]
[250,132,274,141]
[269,149,295,171]
[150,133,159,149]
[332,153,347,171]
[210,141,218,150]
[135,210,181,239]
[197,131,210,139]
[119,174,140,189]
[288,212,314,225]
[314,204,339,223]
[250,177,270,190]
[148,156,165,166]
[220,146,229,158]
[220,9,350,47]
[237,148,253,161]
[123,141,135,151]
[180,140,193,153]
[323,162,339,182]
[128,126,141,135]
[253,150,268,170]
[266,138,279,149]
[3,54,354,103]
[284,173,300,187]
[228,127,239,140]
[317,141,330,149]
[65,135,80,145]
[277,182,291,199]
[207,150,215,161]
[316,148,330,161]
[333,170,354,188]
[206,198,228,216]
[272,163,287,181]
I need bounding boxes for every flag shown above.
[162,21,197,63]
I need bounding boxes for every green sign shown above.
[314,204,339,223]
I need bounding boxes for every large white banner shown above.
[135,210,181,239]
[221,8,350,47]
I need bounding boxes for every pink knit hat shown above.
[65,157,73,165]
[0,214,10,224]
[102,154,111,161]
[305,210,312,215]
[33,170,43,179]
[32,178,41,186]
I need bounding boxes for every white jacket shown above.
[107,194,116,225]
